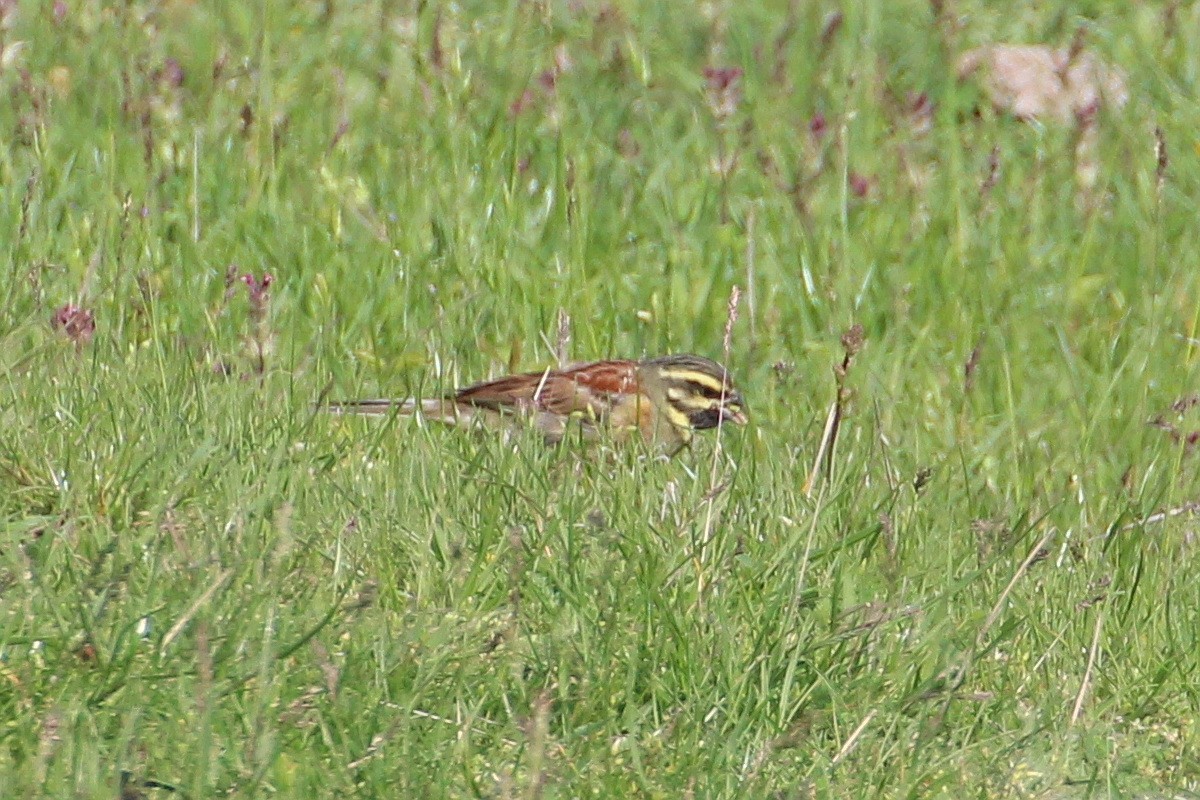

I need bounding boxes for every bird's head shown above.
[640,354,747,432]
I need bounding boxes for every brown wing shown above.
[453,359,640,422]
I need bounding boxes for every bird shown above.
[326,354,747,455]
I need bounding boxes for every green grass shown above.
[3,0,1200,797]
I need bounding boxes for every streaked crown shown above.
[642,354,747,430]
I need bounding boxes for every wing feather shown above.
[454,359,640,422]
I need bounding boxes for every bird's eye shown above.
[679,379,733,402]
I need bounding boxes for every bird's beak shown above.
[726,405,748,425]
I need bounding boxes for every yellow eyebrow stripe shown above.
[658,369,726,392]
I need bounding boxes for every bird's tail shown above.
[324,398,462,425]
[325,398,417,416]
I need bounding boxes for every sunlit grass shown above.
[2,1,1200,797]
